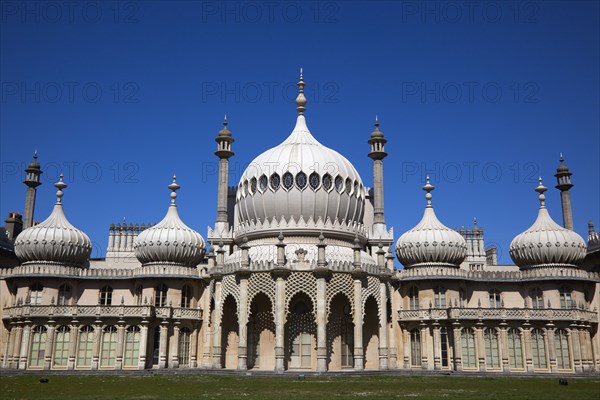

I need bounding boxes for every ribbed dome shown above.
[134,176,206,267]
[509,179,586,269]
[395,178,467,268]
[236,73,365,231]
[14,176,91,266]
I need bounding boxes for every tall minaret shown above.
[368,117,388,227]
[554,153,574,230]
[214,116,234,232]
[23,151,42,229]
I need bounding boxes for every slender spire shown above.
[54,174,67,204]
[296,67,307,115]
[168,175,180,205]
[535,177,547,208]
[423,175,435,208]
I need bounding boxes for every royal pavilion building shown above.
[0,72,598,374]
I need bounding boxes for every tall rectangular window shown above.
[100,326,117,367]
[124,326,140,367]
[77,326,94,367]
[461,329,476,368]
[484,328,500,369]
[508,329,523,369]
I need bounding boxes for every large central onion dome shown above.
[134,176,206,267]
[14,175,92,266]
[509,178,586,269]
[235,70,366,232]
[395,178,467,268]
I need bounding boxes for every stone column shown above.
[115,323,126,370]
[201,281,213,368]
[158,323,168,368]
[272,269,288,372]
[212,275,223,369]
[452,324,462,371]
[432,324,441,370]
[402,328,410,369]
[499,325,509,372]
[171,323,180,369]
[420,323,429,370]
[388,283,398,369]
[11,325,23,369]
[378,278,389,370]
[190,323,199,368]
[546,326,557,372]
[44,323,56,370]
[314,267,329,372]
[91,323,102,370]
[67,321,79,370]
[237,269,250,370]
[579,328,591,371]
[352,268,366,370]
[475,325,485,372]
[138,322,149,370]
[2,326,14,368]
[18,324,31,370]
[569,326,582,372]
[523,327,534,372]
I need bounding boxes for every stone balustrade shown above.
[398,307,598,323]
[1,304,202,321]
[396,266,600,282]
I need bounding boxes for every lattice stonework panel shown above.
[285,272,317,315]
[247,272,276,317]
[362,275,381,318]
[220,274,240,313]
[326,273,354,317]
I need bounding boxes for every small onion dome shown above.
[509,178,586,269]
[370,116,385,139]
[27,150,41,170]
[134,176,206,266]
[395,177,467,268]
[556,153,570,173]
[14,175,91,265]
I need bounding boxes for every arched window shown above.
[100,286,113,306]
[135,285,143,306]
[309,172,320,190]
[322,173,332,191]
[440,327,449,367]
[507,328,523,369]
[258,175,268,193]
[434,286,446,308]
[353,181,359,197]
[559,287,572,309]
[181,285,193,308]
[124,326,140,367]
[295,171,307,190]
[178,327,191,366]
[29,325,47,367]
[334,176,344,193]
[459,288,467,307]
[155,284,168,307]
[100,326,118,367]
[77,325,94,367]
[249,177,257,194]
[345,178,352,194]
[531,329,547,369]
[29,283,43,305]
[58,284,72,306]
[270,173,280,191]
[340,324,353,368]
[461,328,476,368]
[410,329,421,366]
[555,329,571,369]
[530,288,543,309]
[408,286,419,310]
[489,289,501,308]
[484,328,500,369]
[282,172,294,190]
[53,326,70,367]
[242,180,248,196]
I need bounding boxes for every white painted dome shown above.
[14,176,92,266]
[395,179,467,268]
[236,73,366,232]
[134,177,206,266]
[509,179,586,269]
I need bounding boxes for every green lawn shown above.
[1,374,599,400]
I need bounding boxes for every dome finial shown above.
[375,115,379,127]
[168,175,180,205]
[559,152,564,163]
[296,67,307,115]
[224,114,227,125]
[535,177,547,208]
[423,175,435,207]
[54,174,67,204]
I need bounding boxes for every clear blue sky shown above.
[1,1,598,265]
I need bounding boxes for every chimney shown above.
[4,212,23,240]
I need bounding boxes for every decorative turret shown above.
[368,116,388,227]
[509,177,586,269]
[14,174,92,266]
[555,153,574,230]
[214,116,234,229]
[395,177,467,268]
[23,150,42,229]
[134,176,206,267]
